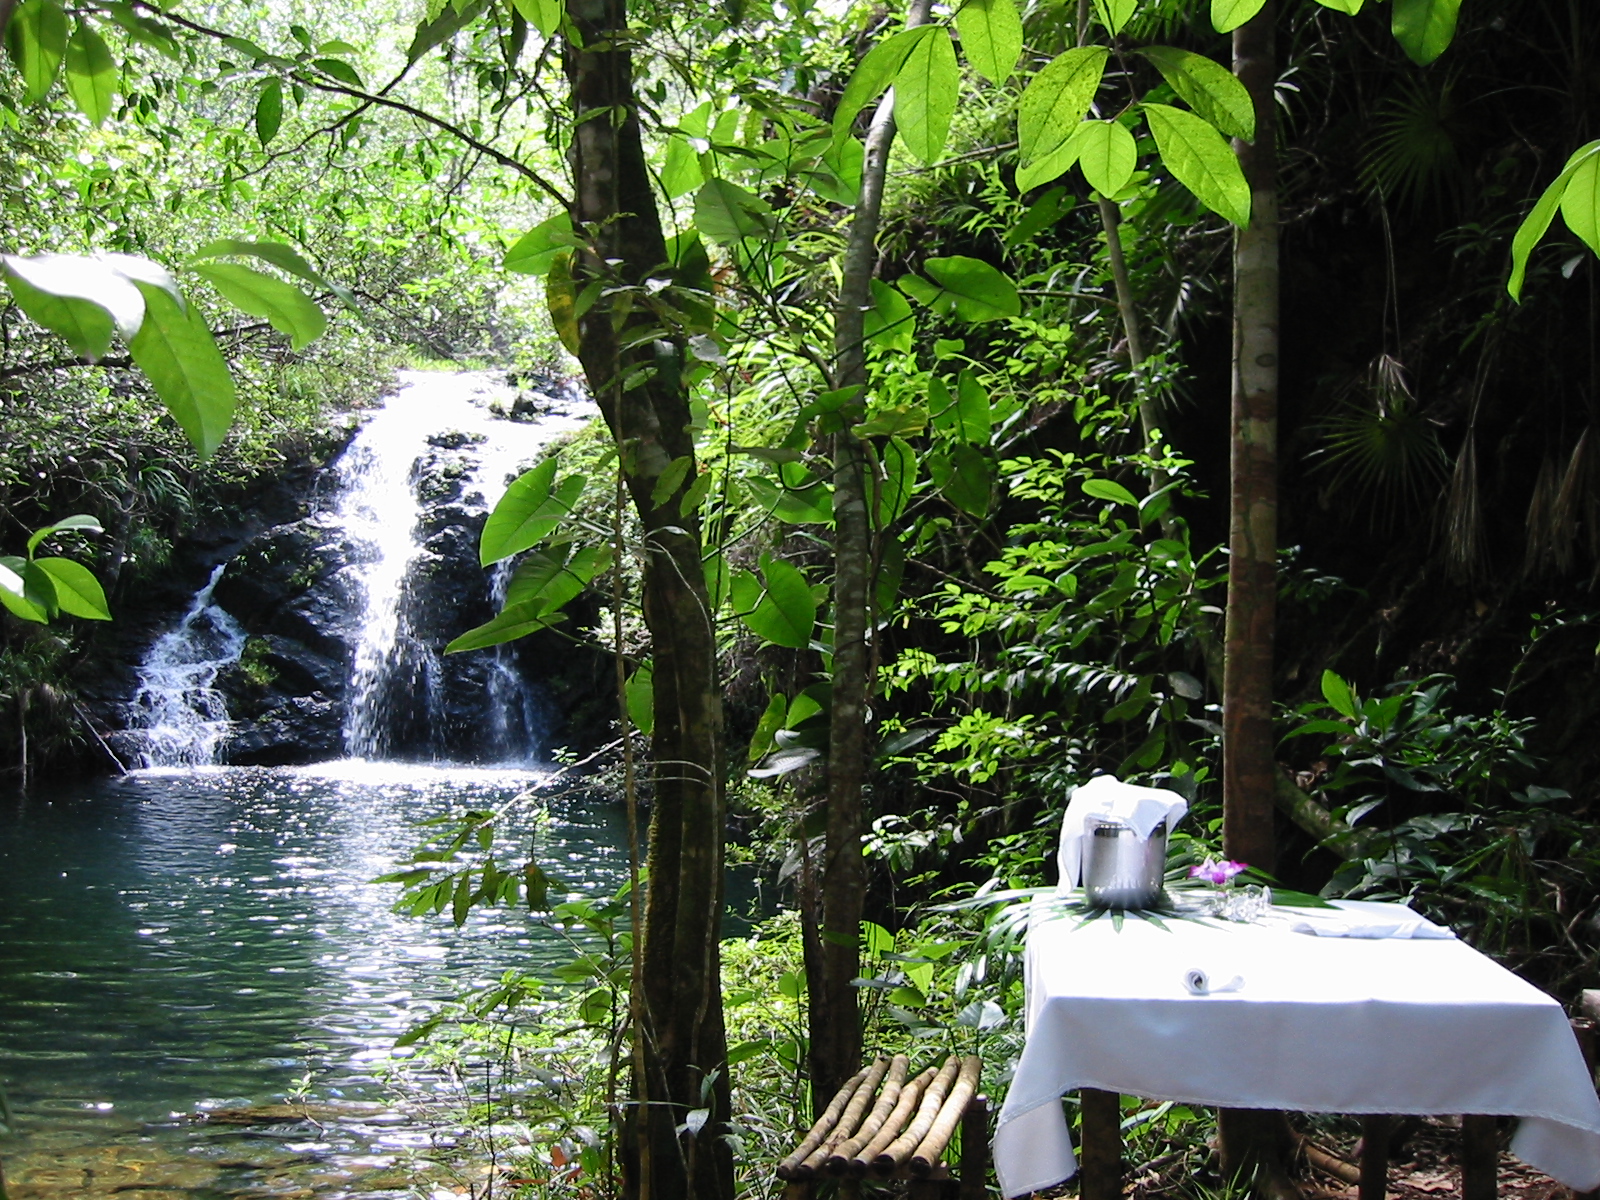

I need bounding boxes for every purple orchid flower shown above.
[1189,858,1248,886]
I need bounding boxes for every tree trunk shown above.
[1223,0,1279,876]
[810,0,933,1106]
[564,4,731,1197]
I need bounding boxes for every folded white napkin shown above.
[1056,775,1188,890]
[1183,967,1245,995]
[1279,899,1455,940]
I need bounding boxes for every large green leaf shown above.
[9,0,68,102]
[744,471,834,523]
[1140,46,1254,142]
[1091,0,1137,35]
[661,134,704,199]
[1,252,145,355]
[739,557,817,649]
[34,557,110,619]
[504,212,575,276]
[626,662,653,735]
[1391,0,1460,66]
[1508,141,1600,300]
[864,277,914,352]
[545,250,580,355]
[930,445,992,517]
[26,513,101,554]
[831,26,941,147]
[479,459,585,564]
[253,78,283,146]
[406,0,486,61]
[1210,0,1267,32]
[1071,119,1137,197]
[0,557,47,624]
[126,283,237,457]
[510,0,562,36]
[444,603,555,653]
[190,261,326,350]
[1313,0,1363,13]
[955,0,1021,84]
[503,543,610,617]
[1144,103,1251,228]
[1016,139,1083,193]
[64,22,116,125]
[1558,152,1600,259]
[693,177,774,245]
[191,240,354,307]
[900,256,1020,323]
[893,24,958,165]
[1018,47,1108,166]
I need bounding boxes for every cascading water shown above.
[128,565,248,767]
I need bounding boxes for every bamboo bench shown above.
[776,1054,988,1199]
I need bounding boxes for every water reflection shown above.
[0,762,630,1196]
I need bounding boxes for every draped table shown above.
[993,899,1600,1199]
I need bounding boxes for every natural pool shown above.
[0,761,637,1198]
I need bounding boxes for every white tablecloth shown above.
[993,900,1600,1197]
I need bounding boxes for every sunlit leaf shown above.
[831,26,941,147]
[1091,0,1136,35]
[901,256,1020,323]
[504,212,575,276]
[864,278,915,352]
[64,21,116,125]
[1071,119,1138,196]
[693,177,774,244]
[9,0,68,102]
[1018,47,1108,166]
[739,557,817,649]
[0,557,47,624]
[546,250,581,355]
[1140,46,1254,142]
[1210,0,1267,32]
[479,459,586,564]
[26,514,101,554]
[1391,0,1460,66]
[893,24,958,164]
[253,77,283,146]
[626,662,653,734]
[1508,141,1600,300]
[190,261,327,350]
[34,557,110,619]
[126,283,237,457]
[956,0,1022,84]
[1144,102,1251,227]
[0,252,145,355]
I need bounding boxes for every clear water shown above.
[0,762,633,1197]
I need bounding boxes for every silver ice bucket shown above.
[1082,817,1167,909]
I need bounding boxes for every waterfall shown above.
[335,371,586,763]
[128,565,248,767]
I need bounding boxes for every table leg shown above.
[1461,1115,1498,1200]
[1080,1088,1123,1200]
[1359,1115,1391,1200]
[960,1093,989,1200]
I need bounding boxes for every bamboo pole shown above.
[1301,1139,1360,1186]
[777,1068,868,1180]
[826,1055,910,1174]
[793,1058,889,1180]
[910,1055,982,1175]
[851,1065,936,1174]
[874,1056,961,1175]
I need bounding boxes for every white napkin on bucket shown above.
[1056,775,1189,891]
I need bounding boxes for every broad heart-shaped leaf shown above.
[744,471,833,523]
[1018,47,1109,166]
[504,212,575,276]
[930,444,993,518]
[64,22,116,126]
[893,23,958,165]
[1144,103,1251,228]
[190,262,326,351]
[1139,46,1254,142]
[740,557,817,649]
[956,0,1021,84]
[1091,0,1136,35]
[0,556,47,624]
[254,78,283,147]
[954,370,992,444]
[26,513,101,555]
[191,239,353,307]
[10,0,68,102]
[864,278,915,352]
[125,283,236,457]
[1072,119,1137,197]
[510,0,563,37]
[661,134,704,199]
[693,177,774,245]
[902,256,1021,323]
[481,458,567,564]
[1391,0,1460,66]
[1558,151,1600,259]
[1313,0,1363,13]
[831,26,940,148]
[504,543,610,617]
[1,252,145,353]
[1211,0,1267,30]
[34,557,110,619]
[1508,141,1600,300]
